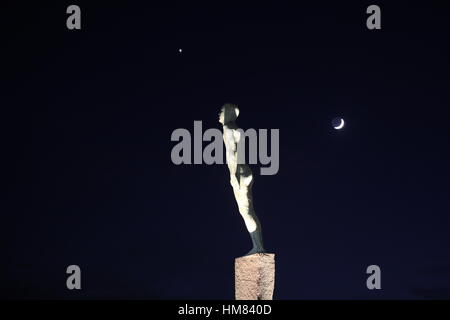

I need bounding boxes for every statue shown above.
[219,103,266,256]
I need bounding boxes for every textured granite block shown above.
[235,253,275,300]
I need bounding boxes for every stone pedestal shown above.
[235,253,275,300]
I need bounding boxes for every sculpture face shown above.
[219,104,240,125]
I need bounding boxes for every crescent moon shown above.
[334,118,345,130]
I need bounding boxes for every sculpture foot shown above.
[245,248,266,256]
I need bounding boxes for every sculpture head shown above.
[219,103,240,125]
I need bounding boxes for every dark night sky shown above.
[2,1,450,299]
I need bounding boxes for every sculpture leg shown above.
[238,203,265,255]
[230,169,266,255]
[247,232,265,255]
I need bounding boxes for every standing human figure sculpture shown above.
[219,103,266,256]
